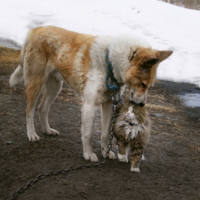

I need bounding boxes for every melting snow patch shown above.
[179,94,200,107]
[153,113,163,117]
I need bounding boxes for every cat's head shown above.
[123,97,146,124]
[125,104,139,124]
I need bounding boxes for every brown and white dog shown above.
[9,26,172,162]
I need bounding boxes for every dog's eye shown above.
[129,50,137,62]
[142,83,146,88]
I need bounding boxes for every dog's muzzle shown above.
[130,101,145,107]
[139,103,145,107]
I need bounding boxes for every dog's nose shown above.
[139,103,145,107]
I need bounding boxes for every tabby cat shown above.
[113,99,151,172]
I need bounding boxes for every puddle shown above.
[179,93,200,107]
[153,113,163,117]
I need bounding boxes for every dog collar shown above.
[105,51,120,94]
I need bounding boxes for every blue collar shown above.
[105,51,120,94]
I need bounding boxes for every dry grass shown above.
[161,0,200,11]
[146,103,176,112]
[0,47,20,75]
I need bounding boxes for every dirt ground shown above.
[0,47,200,200]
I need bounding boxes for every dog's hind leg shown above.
[38,73,63,136]
[101,101,116,159]
[26,78,44,141]
[81,102,98,162]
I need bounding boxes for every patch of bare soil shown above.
[0,47,200,200]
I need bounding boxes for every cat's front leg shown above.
[141,154,145,161]
[117,141,128,163]
[130,140,143,172]
[130,156,142,172]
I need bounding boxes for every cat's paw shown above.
[141,154,145,161]
[131,167,140,173]
[108,150,116,159]
[102,149,116,159]
[118,153,128,163]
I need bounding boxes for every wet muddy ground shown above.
[0,47,200,200]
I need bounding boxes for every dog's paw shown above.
[45,128,59,136]
[131,167,140,173]
[107,150,116,159]
[141,154,145,161]
[118,153,128,163]
[28,132,40,142]
[102,150,116,159]
[83,152,98,162]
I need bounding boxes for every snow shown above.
[0,0,200,86]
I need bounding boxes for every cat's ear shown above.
[123,96,129,103]
[116,102,123,113]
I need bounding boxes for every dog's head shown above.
[125,48,172,105]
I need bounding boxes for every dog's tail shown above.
[9,30,32,87]
[9,64,24,87]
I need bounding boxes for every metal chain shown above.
[104,96,118,159]
[7,98,119,200]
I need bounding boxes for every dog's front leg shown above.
[81,102,98,162]
[101,101,116,159]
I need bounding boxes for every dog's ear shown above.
[129,48,137,62]
[156,50,173,62]
[143,58,159,68]
[142,50,173,68]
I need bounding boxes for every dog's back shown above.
[10,26,96,94]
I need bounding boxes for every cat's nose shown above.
[127,113,129,116]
